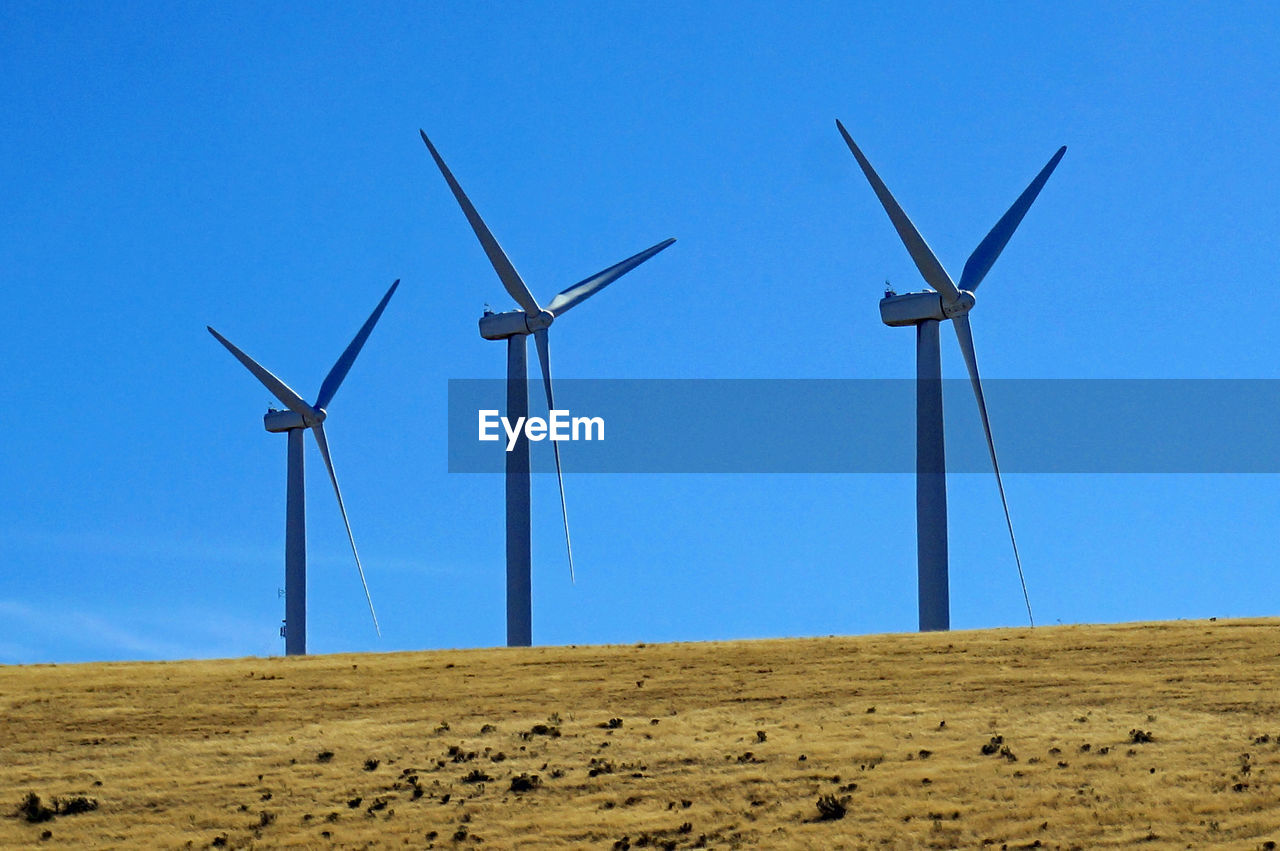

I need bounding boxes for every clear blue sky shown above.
[3,1,1279,663]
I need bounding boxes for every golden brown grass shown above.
[2,619,1279,849]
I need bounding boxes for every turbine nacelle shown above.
[478,309,556,340]
[264,407,327,433]
[879,289,975,326]
[880,291,943,327]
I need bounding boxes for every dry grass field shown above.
[2,618,1279,849]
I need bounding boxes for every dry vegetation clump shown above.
[813,793,850,821]
[2,618,1280,848]
[15,792,98,823]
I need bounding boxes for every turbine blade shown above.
[207,326,317,421]
[419,129,541,315]
[951,313,1034,627]
[836,120,960,303]
[310,422,381,636]
[547,238,676,317]
[533,327,575,583]
[958,146,1067,293]
[315,279,400,410]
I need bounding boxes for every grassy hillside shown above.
[2,619,1278,849]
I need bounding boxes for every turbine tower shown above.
[208,280,399,654]
[420,129,674,647]
[837,120,1065,632]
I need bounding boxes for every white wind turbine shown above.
[208,280,398,654]
[420,129,674,647]
[837,120,1065,632]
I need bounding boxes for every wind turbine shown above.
[419,129,675,648]
[836,120,1065,632]
[208,280,399,655]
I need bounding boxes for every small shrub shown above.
[980,736,1004,756]
[1129,729,1154,744]
[18,793,54,823]
[599,718,623,729]
[363,758,380,771]
[755,730,767,743]
[509,773,541,792]
[460,769,492,784]
[815,794,850,821]
[588,758,616,777]
[447,746,477,763]
[55,796,98,816]
[521,724,561,740]
[316,750,334,763]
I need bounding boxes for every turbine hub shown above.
[943,290,976,319]
[526,309,554,332]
